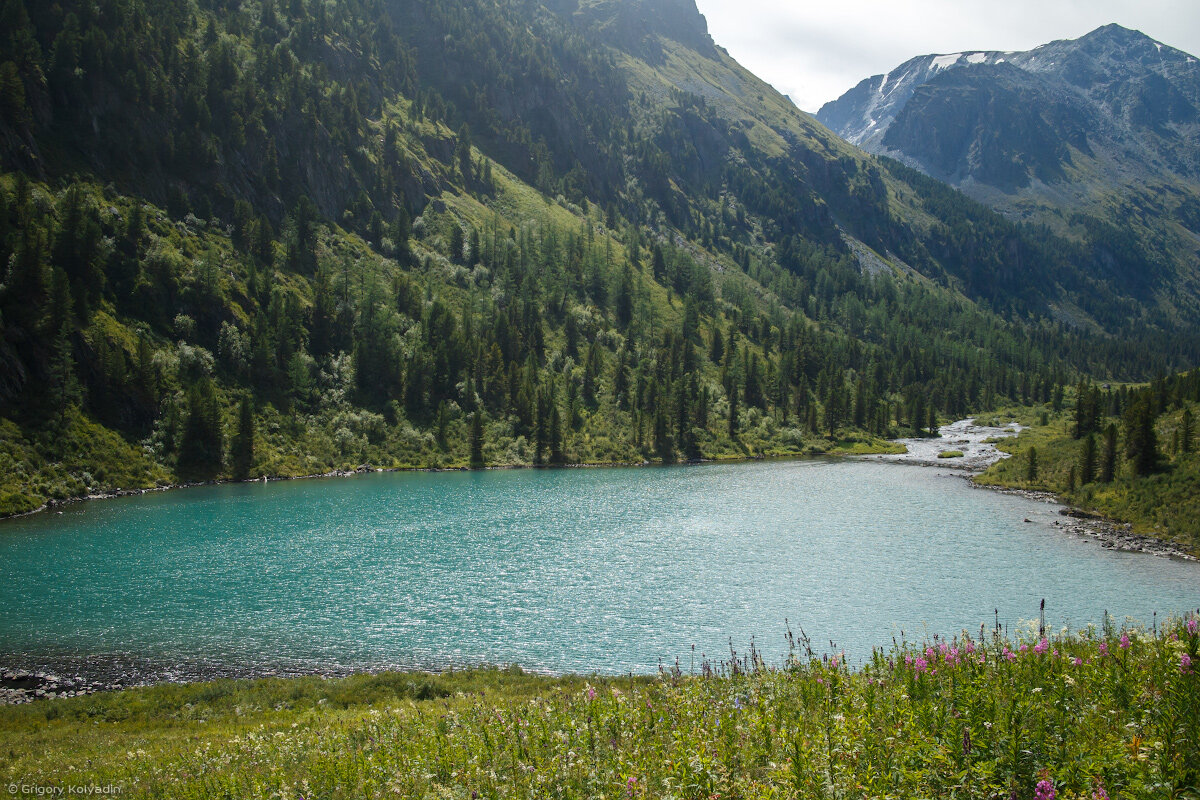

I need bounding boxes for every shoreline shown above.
[2,418,1192,703]
[2,445,898,523]
[969,483,1196,561]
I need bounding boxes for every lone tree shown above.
[1026,447,1038,482]
[1182,407,1194,455]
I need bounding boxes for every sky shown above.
[692,0,1200,112]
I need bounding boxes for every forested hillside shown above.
[1,0,1197,515]
[978,368,1200,553]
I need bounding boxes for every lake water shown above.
[1,459,1197,677]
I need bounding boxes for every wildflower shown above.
[626,776,637,797]
[1188,618,1198,635]
[1182,653,1193,674]
[1119,633,1130,650]
[1034,638,1049,655]
[915,657,928,675]
[586,685,596,701]
[1073,657,1083,667]
[1091,777,1110,800]
[1035,777,1056,800]
[1020,644,1029,653]
[1098,641,1109,656]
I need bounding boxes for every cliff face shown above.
[817,24,1200,312]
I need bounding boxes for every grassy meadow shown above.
[2,619,1198,799]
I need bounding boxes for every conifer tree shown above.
[1079,433,1096,485]
[1123,395,1159,477]
[178,379,224,478]
[231,396,255,480]
[469,411,485,468]
[1101,423,1118,483]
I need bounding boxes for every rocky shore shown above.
[871,417,1196,562]
[0,669,111,705]
[0,654,383,705]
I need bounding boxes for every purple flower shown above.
[1035,778,1056,800]
[915,657,928,675]
[1091,778,1110,800]
[1034,638,1049,655]
[586,685,596,701]
[1098,641,1108,656]
[1188,618,1198,635]
[1073,657,1083,667]
[1182,653,1193,673]
[1119,633,1130,650]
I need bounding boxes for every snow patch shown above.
[930,53,962,71]
[1155,42,1162,52]
[965,52,987,64]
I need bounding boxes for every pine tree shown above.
[727,381,739,439]
[1079,433,1096,485]
[231,396,255,480]
[615,262,633,326]
[549,402,565,465]
[178,379,224,478]
[469,411,485,467]
[1101,423,1118,483]
[1123,395,1159,477]
[1026,447,1038,482]
[1181,407,1194,455]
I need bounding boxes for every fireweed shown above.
[1,615,1198,799]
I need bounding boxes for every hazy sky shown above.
[692,0,1200,112]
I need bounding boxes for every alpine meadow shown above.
[1,0,1199,797]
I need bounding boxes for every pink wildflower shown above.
[1020,644,1029,653]
[1188,618,1198,635]
[1073,657,1083,667]
[1034,638,1049,655]
[1035,778,1056,800]
[586,685,596,701]
[915,657,928,675]
[1183,653,1193,674]
[1098,641,1109,656]
[1119,633,1130,650]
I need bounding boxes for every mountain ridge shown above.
[1,0,1198,515]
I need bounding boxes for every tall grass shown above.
[2,616,1198,798]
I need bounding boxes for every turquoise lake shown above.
[1,459,1197,676]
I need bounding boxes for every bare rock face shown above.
[819,24,1200,192]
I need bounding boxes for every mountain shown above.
[818,25,1200,312]
[1,1,1198,514]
